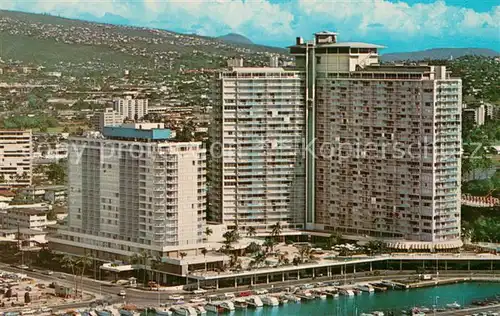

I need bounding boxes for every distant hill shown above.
[0,10,285,73]
[217,33,253,45]
[381,48,499,62]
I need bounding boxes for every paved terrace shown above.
[178,253,500,289]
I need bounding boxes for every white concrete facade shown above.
[211,67,306,234]
[52,125,206,257]
[113,97,149,121]
[291,32,462,244]
[0,130,32,188]
[0,208,48,231]
[92,108,125,131]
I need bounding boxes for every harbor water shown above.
[228,282,500,315]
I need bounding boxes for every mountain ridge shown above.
[217,33,253,45]
[381,48,499,61]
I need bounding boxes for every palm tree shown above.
[179,252,187,260]
[137,250,152,287]
[270,222,283,243]
[246,242,261,254]
[298,245,315,263]
[77,253,92,298]
[365,240,385,256]
[61,255,78,298]
[327,231,342,248]
[222,229,240,253]
[247,227,257,238]
[204,227,213,239]
[200,248,208,271]
[263,237,275,253]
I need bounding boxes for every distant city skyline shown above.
[0,0,498,53]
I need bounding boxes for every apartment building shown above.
[0,130,32,188]
[91,108,125,131]
[113,96,149,121]
[0,208,48,231]
[290,32,462,248]
[49,123,207,260]
[211,67,306,234]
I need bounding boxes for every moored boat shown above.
[154,308,173,316]
[245,295,264,308]
[219,301,235,312]
[260,295,279,306]
[171,306,197,316]
[339,289,355,297]
[296,291,315,300]
[446,301,460,308]
[194,305,206,315]
[356,284,375,293]
[234,298,248,309]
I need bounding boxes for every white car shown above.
[118,290,126,296]
[168,295,184,300]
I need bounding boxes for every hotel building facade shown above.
[210,68,307,234]
[211,32,462,249]
[50,123,207,259]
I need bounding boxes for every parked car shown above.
[118,290,126,296]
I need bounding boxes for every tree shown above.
[133,250,153,286]
[61,255,78,298]
[263,237,275,253]
[204,227,213,239]
[247,227,257,238]
[298,245,315,263]
[270,222,283,243]
[246,242,261,255]
[222,229,240,252]
[327,232,342,248]
[47,161,67,184]
[200,248,208,271]
[365,240,386,256]
[76,253,93,298]
[179,252,187,260]
[0,173,5,184]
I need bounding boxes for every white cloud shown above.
[297,0,499,38]
[0,0,498,49]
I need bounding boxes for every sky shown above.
[0,0,499,53]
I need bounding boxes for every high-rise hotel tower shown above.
[291,32,462,248]
[212,32,462,249]
[210,68,306,234]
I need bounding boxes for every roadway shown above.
[2,263,500,312]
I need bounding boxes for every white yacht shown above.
[154,308,173,316]
[339,289,355,297]
[172,306,197,316]
[220,301,235,311]
[446,302,461,308]
[356,284,375,293]
[193,305,206,315]
[203,302,221,314]
[260,295,279,306]
[245,296,264,308]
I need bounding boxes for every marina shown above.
[5,281,498,316]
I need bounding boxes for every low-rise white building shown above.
[0,208,49,231]
[0,130,32,188]
[91,108,125,132]
[0,228,48,247]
